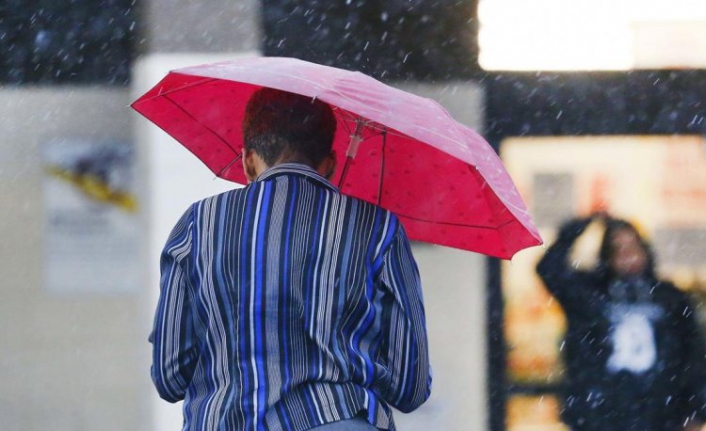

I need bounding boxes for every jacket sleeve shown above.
[373,219,432,413]
[536,217,602,312]
[149,205,199,402]
[677,292,706,425]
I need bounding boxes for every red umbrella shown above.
[131,56,541,259]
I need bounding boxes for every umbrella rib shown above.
[161,93,241,171]
[139,77,219,100]
[232,67,397,119]
[395,213,515,231]
[377,130,387,207]
[216,153,243,177]
[336,110,408,140]
[152,69,390,125]
[339,105,532,222]
[466,165,534,219]
[149,73,471,165]
[335,110,355,137]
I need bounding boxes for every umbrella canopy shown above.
[131,56,541,259]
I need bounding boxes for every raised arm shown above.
[149,206,199,402]
[536,217,599,308]
[373,219,432,413]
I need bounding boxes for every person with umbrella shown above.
[537,213,706,431]
[149,88,431,430]
[131,56,542,259]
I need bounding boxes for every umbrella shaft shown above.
[339,156,353,188]
[217,153,243,177]
[346,120,365,159]
[339,120,366,188]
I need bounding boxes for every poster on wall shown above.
[42,138,140,294]
[498,135,706,431]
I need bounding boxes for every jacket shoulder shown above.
[652,279,695,308]
[191,186,246,206]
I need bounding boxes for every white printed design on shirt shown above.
[606,312,657,374]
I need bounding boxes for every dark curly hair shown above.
[597,218,656,280]
[242,87,337,167]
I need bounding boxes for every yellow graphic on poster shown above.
[45,165,138,213]
[42,139,140,294]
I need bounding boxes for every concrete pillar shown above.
[395,82,487,431]
[134,2,262,430]
[142,0,260,53]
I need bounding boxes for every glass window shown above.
[479,0,706,70]
[0,0,136,85]
[500,135,706,429]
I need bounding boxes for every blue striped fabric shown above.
[150,163,432,431]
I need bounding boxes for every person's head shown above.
[598,218,654,279]
[241,87,337,182]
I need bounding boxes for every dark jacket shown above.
[537,218,706,431]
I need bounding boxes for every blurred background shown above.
[1,1,706,430]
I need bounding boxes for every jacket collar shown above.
[256,163,338,191]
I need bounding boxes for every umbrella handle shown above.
[338,118,365,189]
[346,121,365,159]
[216,153,243,178]
[339,120,365,188]
[338,156,353,189]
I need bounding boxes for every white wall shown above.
[144,0,260,53]
[0,88,145,430]
[395,243,487,430]
[133,53,253,431]
[395,83,487,431]
[133,53,488,431]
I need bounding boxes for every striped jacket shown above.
[150,163,431,430]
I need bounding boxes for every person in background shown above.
[149,88,431,431]
[537,213,706,431]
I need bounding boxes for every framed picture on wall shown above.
[498,135,706,431]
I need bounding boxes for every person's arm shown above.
[677,292,706,429]
[536,216,598,307]
[373,218,432,413]
[149,206,199,402]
